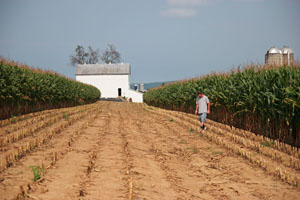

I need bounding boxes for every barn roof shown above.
[76,63,131,75]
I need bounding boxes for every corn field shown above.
[0,58,101,120]
[1,101,300,198]
[144,65,300,147]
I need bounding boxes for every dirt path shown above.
[1,101,300,200]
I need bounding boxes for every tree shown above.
[100,44,121,64]
[87,46,99,64]
[70,45,99,66]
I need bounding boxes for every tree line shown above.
[70,44,121,66]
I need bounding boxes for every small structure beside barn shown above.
[265,46,294,66]
[76,63,143,103]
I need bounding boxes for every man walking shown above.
[195,91,210,130]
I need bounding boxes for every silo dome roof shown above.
[281,46,294,54]
[267,47,282,54]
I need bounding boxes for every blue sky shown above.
[0,0,299,83]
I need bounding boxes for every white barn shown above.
[76,63,143,103]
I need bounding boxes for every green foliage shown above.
[63,112,69,121]
[0,60,101,118]
[29,165,43,182]
[11,115,17,124]
[144,65,300,147]
[186,146,199,154]
[261,141,275,148]
[178,139,186,144]
[168,118,174,122]
[212,151,224,155]
[188,128,194,133]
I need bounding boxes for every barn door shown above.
[118,88,121,96]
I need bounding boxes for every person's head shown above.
[198,90,203,97]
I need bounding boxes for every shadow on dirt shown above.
[100,98,125,102]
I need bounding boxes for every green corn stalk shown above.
[0,59,101,120]
[144,65,300,147]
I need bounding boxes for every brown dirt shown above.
[0,101,300,200]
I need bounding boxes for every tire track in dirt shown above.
[76,106,112,199]
[131,105,212,199]
[118,110,135,200]
[81,102,130,200]
[120,104,183,199]
[119,103,198,199]
[138,106,226,199]
[81,102,184,199]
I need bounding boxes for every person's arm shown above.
[207,102,210,114]
[206,96,210,114]
[195,103,198,115]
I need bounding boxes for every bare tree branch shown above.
[70,45,99,66]
[100,44,121,64]
[87,46,99,64]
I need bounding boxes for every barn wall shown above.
[126,89,144,103]
[76,74,129,98]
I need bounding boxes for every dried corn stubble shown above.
[0,104,103,171]
[145,106,300,188]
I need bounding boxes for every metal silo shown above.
[281,46,294,66]
[140,83,144,92]
[265,47,282,66]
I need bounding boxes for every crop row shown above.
[141,104,300,188]
[0,108,55,128]
[1,106,74,136]
[146,105,300,169]
[1,102,95,135]
[0,58,101,120]
[144,65,300,147]
[15,107,103,200]
[0,103,98,148]
[161,108,300,159]
[0,101,105,171]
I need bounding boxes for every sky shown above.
[0,0,299,83]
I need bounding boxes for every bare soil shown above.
[0,101,300,200]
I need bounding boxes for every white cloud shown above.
[167,0,209,7]
[161,0,210,18]
[161,0,264,18]
[232,0,264,2]
[160,8,197,18]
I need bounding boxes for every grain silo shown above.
[265,46,295,66]
[140,83,144,92]
[281,46,294,66]
[265,47,282,66]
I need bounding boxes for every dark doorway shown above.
[118,88,122,96]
